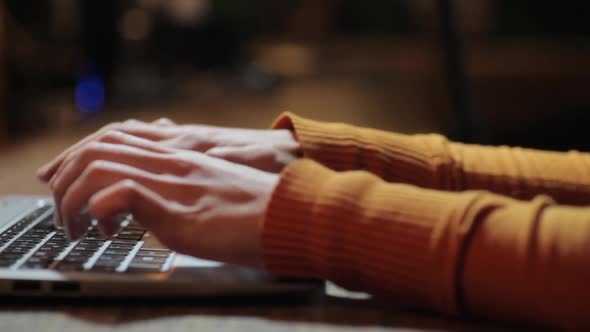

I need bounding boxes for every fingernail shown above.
[37,164,48,174]
[36,167,49,180]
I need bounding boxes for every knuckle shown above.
[77,142,103,163]
[49,179,59,192]
[204,147,222,156]
[85,141,104,153]
[120,179,137,189]
[86,160,108,176]
[159,200,176,215]
[167,154,193,173]
[120,179,138,194]
[163,201,186,217]
[58,154,76,172]
[119,179,139,200]
[99,130,124,142]
[178,132,195,142]
[103,122,122,132]
[176,131,202,147]
[124,118,142,125]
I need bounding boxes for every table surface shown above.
[0,122,525,332]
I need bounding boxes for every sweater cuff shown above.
[271,112,362,172]
[262,158,479,313]
[271,112,449,189]
[261,159,328,276]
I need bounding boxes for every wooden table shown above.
[0,118,523,332]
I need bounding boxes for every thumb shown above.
[88,179,180,238]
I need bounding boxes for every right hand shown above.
[42,138,280,267]
[37,118,301,182]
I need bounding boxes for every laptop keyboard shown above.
[0,204,174,273]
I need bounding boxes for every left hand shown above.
[41,140,279,267]
[37,118,300,182]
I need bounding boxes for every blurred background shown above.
[1,0,590,152]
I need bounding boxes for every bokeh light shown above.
[75,74,106,115]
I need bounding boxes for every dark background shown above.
[1,0,590,151]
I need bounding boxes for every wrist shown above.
[271,129,302,156]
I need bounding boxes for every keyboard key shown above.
[33,251,53,258]
[132,256,168,264]
[108,243,135,250]
[66,251,93,258]
[103,248,131,255]
[21,262,50,269]
[85,232,109,240]
[21,256,53,269]
[26,256,52,264]
[0,260,15,267]
[135,249,171,258]
[118,230,145,236]
[62,256,87,263]
[2,253,23,259]
[96,255,125,263]
[126,262,163,273]
[5,248,30,254]
[0,208,174,275]
[79,239,105,245]
[111,239,136,245]
[114,234,143,241]
[93,260,121,271]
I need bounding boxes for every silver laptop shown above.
[0,195,320,297]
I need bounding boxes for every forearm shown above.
[462,196,590,329]
[273,112,590,205]
[272,112,447,188]
[447,142,590,204]
[262,159,590,328]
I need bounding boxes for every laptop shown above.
[0,195,321,297]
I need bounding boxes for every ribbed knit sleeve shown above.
[272,112,590,205]
[262,159,590,329]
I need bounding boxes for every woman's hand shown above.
[39,135,280,267]
[37,118,300,182]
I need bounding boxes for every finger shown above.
[49,131,177,191]
[49,142,187,226]
[37,120,179,182]
[60,161,189,240]
[88,179,180,238]
[95,215,122,238]
[159,131,215,152]
[99,130,176,154]
[152,117,176,126]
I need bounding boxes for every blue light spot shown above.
[75,75,105,114]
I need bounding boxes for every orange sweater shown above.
[262,113,590,329]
